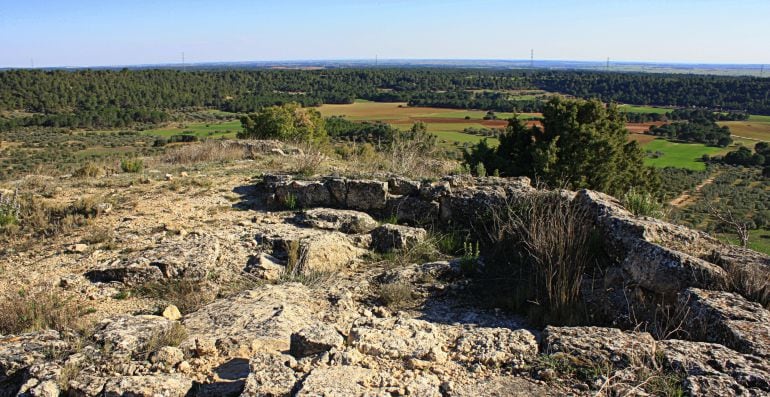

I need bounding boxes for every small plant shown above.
[459,240,480,274]
[0,287,87,334]
[73,162,103,178]
[134,279,216,315]
[113,290,130,300]
[474,162,487,177]
[120,158,144,173]
[377,281,414,308]
[141,322,188,359]
[622,187,665,218]
[0,189,20,228]
[284,193,298,211]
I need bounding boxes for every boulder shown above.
[85,233,220,286]
[298,208,378,234]
[680,288,770,358]
[452,327,537,367]
[419,181,451,201]
[542,326,657,368]
[345,180,388,211]
[162,305,182,321]
[325,177,348,206]
[149,346,184,367]
[242,353,298,397]
[102,374,192,397]
[289,324,344,358]
[370,224,427,253]
[661,339,770,396]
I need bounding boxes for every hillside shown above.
[1,142,768,396]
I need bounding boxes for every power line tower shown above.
[761,64,765,77]
[530,49,534,68]
[375,54,378,67]
[606,57,610,71]
[182,52,186,72]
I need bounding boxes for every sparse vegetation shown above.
[140,322,188,359]
[120,158,144,173]
[134,279,217,315]
[623,187,666,218]
[377,281,414,308]
[0,287,88,334]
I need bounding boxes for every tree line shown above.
[1,68,769,130]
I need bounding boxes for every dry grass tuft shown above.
[163,140,247,164]
[134,279,217,315]
[0,287,90,335]
[377,281,414,308]
[141,322,188,359]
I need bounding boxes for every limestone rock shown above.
[102,374,192,397]
[345,179,388,211]
[386,195,439,225]
[162,305,182,321]
[85,233,220,286]
[452,328,537,366]
[242,353,298,397]
[275,180,332,208]
[388,177,420,196]
[182,283,322,356]
[348,317,447,362]
[298,208,378,234]
[295,366,441,397]
[370,224,427,253]
[661,339,770,396]
[419,181,451,201]
[93,315,174,359]
[680,288,770,358]
[0,330,68,395]
[543,326,657,368]
[290,323,344,358]
[67,243,88,253]
[244,252,285,281]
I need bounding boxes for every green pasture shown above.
[641,139,723,171]
[144,120,242,138]
[618,104,672,114]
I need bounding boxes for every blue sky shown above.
[1,0,769,67]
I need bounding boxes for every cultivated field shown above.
[144,120,242,139]
[718,120,770,144]
[643,139,723,171]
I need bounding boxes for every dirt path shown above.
[670,176,715,207]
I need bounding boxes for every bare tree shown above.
[709,204,750,248]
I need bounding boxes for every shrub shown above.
[163,140,246,164]
[623,187,666,218]
[120,158,144,173]
[0,189,20,228]
[73,162,104,178]
[478,192,602,325]
[134,279,217,315]
[140,322,188,359]
[377,281,414,308]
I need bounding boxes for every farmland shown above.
[144,120,242,139]
[718,120,770,144]
[642,139,723,171]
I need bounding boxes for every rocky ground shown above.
[0,146,768,396]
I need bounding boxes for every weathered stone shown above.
[102,374,192,397]
[345,180,388,211]
[680,288,770,358]
[298,208,378,234]
[290,323,344,358]
[275,180,332,208]
[388,177,420,196]
[162,305,182,321]
[244,252,285,281]
[661,339,770,396]
[242,353,298,397]
[543,326,657,368]
[439,185,509,225]
[295,366,441,397]
[0,330,68,396]
[93,315,174,358]
[150,346,184,367]
[348,317,447,362]
[419,181,451,201]
[263,173,293,189]
[452,328,537,366]
[67,243,88,253]
[621,241,728,295]
[85,233,220,286]
[324,177,348,206]
[450,376,554,397]
[182,283,322,356]
[386,195,439,225]
[370,224,427,253]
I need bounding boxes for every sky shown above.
[1,0,769,68]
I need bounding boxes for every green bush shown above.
[120,158,144,173]
[623,187,665,218]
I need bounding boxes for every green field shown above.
[618,104,672,114]
[719,229,770,255]
[642,139,723,170]
[144,120,242,138]
[749,114,770,123]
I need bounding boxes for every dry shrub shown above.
[140,322,188,359]
[377,281,414,308]
[0,287,89,334]
[163,140,247,164]
[73,162,104,178]
[134,279,216,315]
[719,259,770,309]
[293,145,326,176]
[2,193,110,238]
[478,191,603,325]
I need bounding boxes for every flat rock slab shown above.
[182,283,323,356]
[86,233,220,286]
[93,315,175,359]
[452,327,537,367]
[348,317,448,363]
[242,353,298,397]
[370,224,427,253]
[295,366,441,397]
[542,326,657,368]
[0,330,68,389]
[298,208,378,234]
[661,339,770,396]
[102,374,193,397]
[681,288,770,358]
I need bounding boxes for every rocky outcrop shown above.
[85,233,220,286]
[102,374,192,397]
[452,327,537,367]
[289,324,344,358]
[661,339,770,396]
[0,331,68,396]
[93,315,176,359]
[680,288,770,358]
[242,353,298,397]
[348,317,448,363]
[295,366,442,397]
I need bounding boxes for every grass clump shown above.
[134,279,217,315]
[0,287,88,334]
[140,322,188,359]
[0,189,20,228]
[377,281,414,308]
[120,158,144,173]
[476,191,605,325]
[623,187,666,218]
[73,162,104,178]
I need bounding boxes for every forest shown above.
[1,68,769,130]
